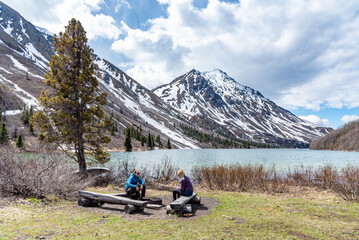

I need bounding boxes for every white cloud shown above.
[115,0,131,13]
[111,0,359,108]
[2,0,121,40]
[299,115,331,127]
[341,115,359,124]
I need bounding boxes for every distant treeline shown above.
[178,123,273,149]
[310,120,359,151]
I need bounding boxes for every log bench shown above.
[166,193,201,215]
[78,190,162,214]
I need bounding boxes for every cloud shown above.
[115,0,131,13]
[112,0,359,109]
[2,0,121,40]
[341,115,359,124]
[299,115,331,127]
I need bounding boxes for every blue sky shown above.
[3,0,359,129]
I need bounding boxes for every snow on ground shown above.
[0,74,38,107]
[2,20,13,36]
[4,109,21,115]
[6,54,28,72]
[0,66,12,74]
[25,43,48,63]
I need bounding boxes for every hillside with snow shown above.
[0,1,331,149]
[154,69,331,147]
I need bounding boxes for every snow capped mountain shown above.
[0,1,331,149]
[0,1,199,149]
[0,2,54,72]
[94,57,199,149]
[154,69,331,146]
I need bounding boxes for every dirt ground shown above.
[76,193,221,221]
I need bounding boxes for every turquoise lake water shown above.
[107,148,359,174]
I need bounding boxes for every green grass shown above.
[0,190,358,239]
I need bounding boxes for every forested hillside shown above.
[310,120,359,151]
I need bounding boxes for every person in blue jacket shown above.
[125,169,145,199]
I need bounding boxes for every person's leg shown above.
[126,188,139,199]
[172,189,182,200]
[141,185,146,198]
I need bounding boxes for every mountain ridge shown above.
[0,1,331,150]
[153,68,331,147]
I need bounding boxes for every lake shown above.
[107,148,359,174]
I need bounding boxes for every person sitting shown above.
[173,169,193,200]
[125,169,146,199]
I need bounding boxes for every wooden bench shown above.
[78,190,162,214]
[166,193,201,215]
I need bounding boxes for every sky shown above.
[3,0,359,129]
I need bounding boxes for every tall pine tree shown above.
[0,122,9,144]
[124,127,132,151]
[32,19,111,177]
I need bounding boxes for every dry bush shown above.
[194,164,289,193]
[115,157,137,182]
[149,155,177,182]
[314,165,338,189]
[287,166,315,187]
[333,165,359,202]
[0,146,92,199]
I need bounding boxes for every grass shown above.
[1,188,359,239]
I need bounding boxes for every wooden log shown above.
[146,204,163,210]
[166,204,192,215]
[166,205,175,215]
[124,204,137,214]
[78,197,94,207]
[78,191,147,207]
[170,193,197,211]
[188,197,201,205]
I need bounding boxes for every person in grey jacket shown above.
[173,169,193,200]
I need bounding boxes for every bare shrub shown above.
[194,164,289,193]
[333,165,359,202]
[150,155,177,182]
[116,157,137,182]
[314,165,338,189]
[287,166,315,187]
[0,146,92,199]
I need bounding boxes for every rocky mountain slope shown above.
[0,1,331,149]
[154,69,331,147]
[0,1,198,149]
[310,120,359,151]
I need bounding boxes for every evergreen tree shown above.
[124,127,132,151]
[12,126,18,140]
[141,136,146,147]
[147,133,151,148]
[16,133,24,148]
[151,135,155,149]
[21,105,30,126]
[0,122,9,144]
[29,105,33,118]
[156,134,162,146]
[32,18,111,177]
[29,123,34,134]
[111,125,115,136]
[167,138,171,149]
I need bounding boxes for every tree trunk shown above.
[77,141,88,178]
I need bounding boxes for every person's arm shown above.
[126,175,137,189]
[179,178,186,192]
[138,177,145,186]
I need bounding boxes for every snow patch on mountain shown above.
[6,54,28,72]
[0,74,38,107]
